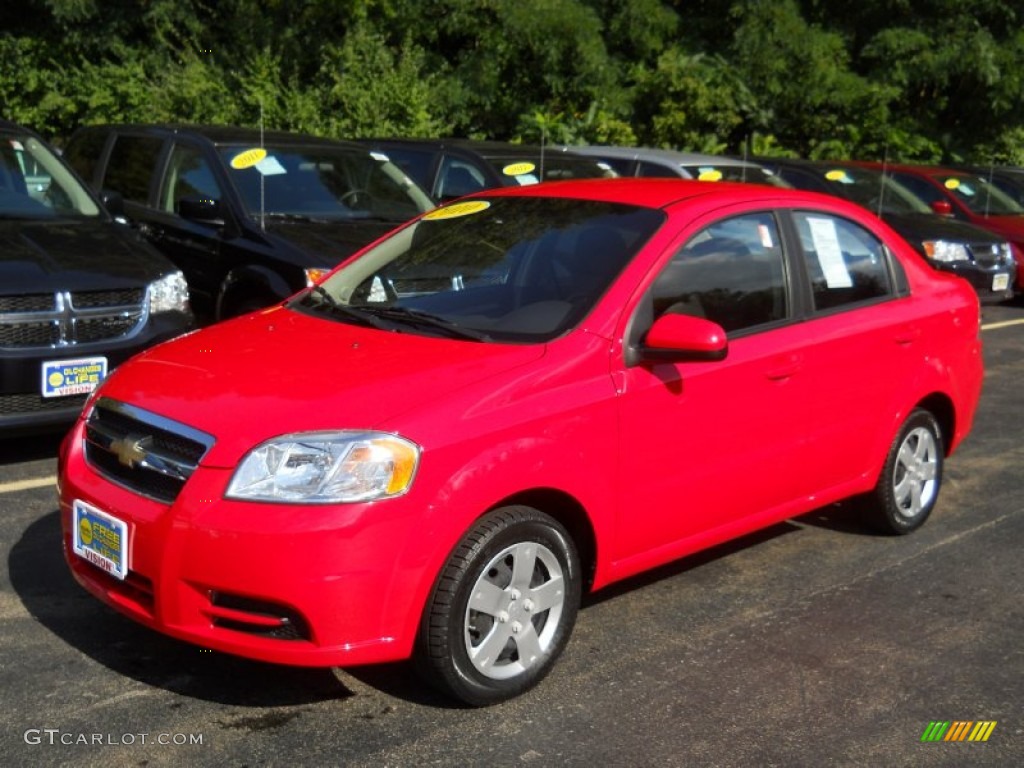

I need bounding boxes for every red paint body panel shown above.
[60,179,983,668]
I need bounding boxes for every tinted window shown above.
[889,172,942,206]
[105,135,163,203]
[159,143,222,213]
[372,147,437,193]
[794,212,892,311]
[301,197,665,342]
[437,157,486,200]
[651,212,787,333]
[637,161,678,178]
[63,129,108,184]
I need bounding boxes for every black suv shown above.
[756,157,1016,302]
[1,120,194,435]
[360,138,617,203]
[63,125,435,322]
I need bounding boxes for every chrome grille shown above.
[0,289,146,349]
[970,243,1009,269]
[84,398,214,503]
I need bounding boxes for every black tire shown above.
[866,409,944,535]
[415,506,581,706]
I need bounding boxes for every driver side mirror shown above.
[931,200,953,216]
[178,195,224,226]
[637,313,728,364]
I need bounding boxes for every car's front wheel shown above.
[416,506,581,706]
[867,408,944,534]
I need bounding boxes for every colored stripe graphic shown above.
[921,721,996,742]
[969,722,997,742]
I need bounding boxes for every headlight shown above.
[226,431,420,503]
[922,240,970,263]
[148,271,190,313]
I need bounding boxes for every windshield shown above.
[818,167,931,215]
[220,144,435,222]
[291,196,664,343]
[0,132,101,219]
[483,155,618,186]
[938,173,1024,216]
[680,164,789,188]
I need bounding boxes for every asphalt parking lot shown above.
[1,300,1022,767]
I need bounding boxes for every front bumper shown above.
[1,311,194,435]
[933,260,1016,303]
[59,421,428,668]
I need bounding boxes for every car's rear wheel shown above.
[416,506,581,706]
[867,409,944,535]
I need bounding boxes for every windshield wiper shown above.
[298,287,390,329]
[353,305,492,341]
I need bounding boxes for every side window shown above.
[104,135,163,204]
[650,212,787,333]
[159,144,222,213]
[437,157,486,200]
[890,172,940,206]
[62,130,108,186]
[793,212,893,311]
[637,161,678,179]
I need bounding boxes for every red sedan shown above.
[60,179,983,706]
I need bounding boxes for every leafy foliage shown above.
[2,0,1023,165]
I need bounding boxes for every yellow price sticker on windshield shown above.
[230,148,268,169]
[697,169,724,182]
[825,169,849,182]
[944,178,961,190]
[502,162,536,177]
[422,200,491,220]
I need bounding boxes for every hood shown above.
[258,216,404,267]
[97,305,546,466]
[968,214,1024,243]
[0,218,174,293]
[882,212,1004,247]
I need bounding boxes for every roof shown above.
[71,123,368,150]
[463,175,844,211]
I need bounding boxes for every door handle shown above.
[765,354,803,381]
[894,325,921,345]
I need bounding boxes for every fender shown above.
[216,264,299,318]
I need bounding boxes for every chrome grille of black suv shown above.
[0,289,146,349]
[84,398,214,503]
[970,243,1008,269]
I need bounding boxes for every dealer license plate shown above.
[72,499,128,580]
[41,356,108,398]
[992,273,1010,292]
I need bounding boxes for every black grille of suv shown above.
[84,398,214,503]
[0,289,146,348]
[0,392,88,416]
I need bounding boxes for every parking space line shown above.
[982,318,1024,331]
[0,476,56,494]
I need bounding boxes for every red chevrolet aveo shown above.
[59,179,983,706]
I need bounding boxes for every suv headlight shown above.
[226,431,420,503]
[149,271,190,313]
[922,240,970,263]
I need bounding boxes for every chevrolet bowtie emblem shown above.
[110,434,152,469]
